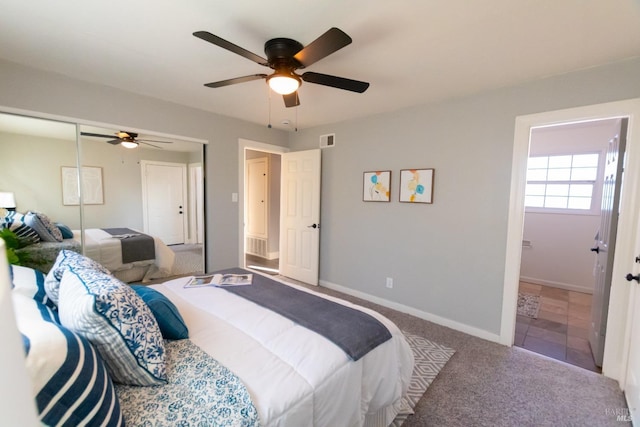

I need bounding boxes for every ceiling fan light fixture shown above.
[267,72,301,95]
[121,141,138,149]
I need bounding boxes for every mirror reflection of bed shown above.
[0,112,205,281]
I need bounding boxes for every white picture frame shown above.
[61,166,104,205]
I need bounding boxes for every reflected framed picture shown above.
[62,166,104,205]
[399,168,434,203]
[363,170,391,202]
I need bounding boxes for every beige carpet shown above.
[392,332,454,426]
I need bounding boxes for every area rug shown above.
[391,331,455,426]
[517,292,540,319]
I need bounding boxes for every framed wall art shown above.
[363,170,391,202]
[399,168,434,203]
[62,166,104,205]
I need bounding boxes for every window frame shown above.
[524,150,603,216]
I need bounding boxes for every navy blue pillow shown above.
[55,222,74,239]
[131,285,189,340]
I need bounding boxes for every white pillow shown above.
[45,249,110,305]
[58,266,167,386]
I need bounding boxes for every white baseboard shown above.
[519,276,593,294]
[267,251,279,261]
[319,279,502,344]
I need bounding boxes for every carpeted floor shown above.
[294,283,631,427]
[392,332,455,426]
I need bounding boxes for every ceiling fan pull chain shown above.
[267,85,272,129]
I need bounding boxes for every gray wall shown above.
[290,57,640,335]
[0,58,289,271]
[2,55,640,337]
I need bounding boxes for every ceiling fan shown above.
[80,131,173,149]
[193,27,370,107]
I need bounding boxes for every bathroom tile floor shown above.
[515,282,600,373]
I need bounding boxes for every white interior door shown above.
[279,149,321,285]
[246,157,268,239]
[624,226,640,422]
[590,118,628,366]
[141,160,187,245]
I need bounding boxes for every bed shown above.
[16,227,175,282]
[131,272,415,426]
[12,253,415,427]
[77,228,175,282]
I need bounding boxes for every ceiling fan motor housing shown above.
[264,38,304,71]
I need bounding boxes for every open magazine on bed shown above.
[184,273,253,288]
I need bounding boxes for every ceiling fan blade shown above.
[293,28,352,68]
[139,141,163,149]
[283,92,300,108]
[138,138,172,144]
[80,132,115,138]
[205,74,267,88]
[302,72,370,93]
[106,139,121,145]
[193,31,269,66]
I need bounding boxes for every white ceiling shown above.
[1,1,640,131]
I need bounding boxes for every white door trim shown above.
[501,98,640,385]
[238,139,289,267]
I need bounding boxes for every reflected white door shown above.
[624,227,640,422]
[141,161,187,245]
[279,149,321,285]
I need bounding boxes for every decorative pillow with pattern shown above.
[2,211,40,244]
[58,266,167,386]
[24,211,63,242]
[45,249,111,305]
[10,264,56,312]
[12,284,123,426]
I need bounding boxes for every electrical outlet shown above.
[386,277,393,289]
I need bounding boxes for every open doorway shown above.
[514,118,625,372]
[244,149,282,275]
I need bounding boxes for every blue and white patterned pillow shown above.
[12,288,123,426]
[24,211,63,242]
[10,264,56,311]
[58,267,167,386]
[45,249,111,305]
[2,211,40,244]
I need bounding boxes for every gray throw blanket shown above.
[102,228,155,264]
[219,268,392,361]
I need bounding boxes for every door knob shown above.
[307,223,319,229]
[590,246,600,254]
[626,273,640,283]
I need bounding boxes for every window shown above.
[525,153,599,211]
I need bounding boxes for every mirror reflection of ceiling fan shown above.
[80,131,173,149]
[193,27,370,107]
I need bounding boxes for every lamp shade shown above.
[267,73,301,95]
[121,141,138,149]
[0,192,16,209]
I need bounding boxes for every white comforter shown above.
[153,276,414,427]
[73,228,174,275]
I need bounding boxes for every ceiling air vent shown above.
[319,133,335,148]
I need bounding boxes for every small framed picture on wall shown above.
[399,168,434,203]
[363,170,391,202]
